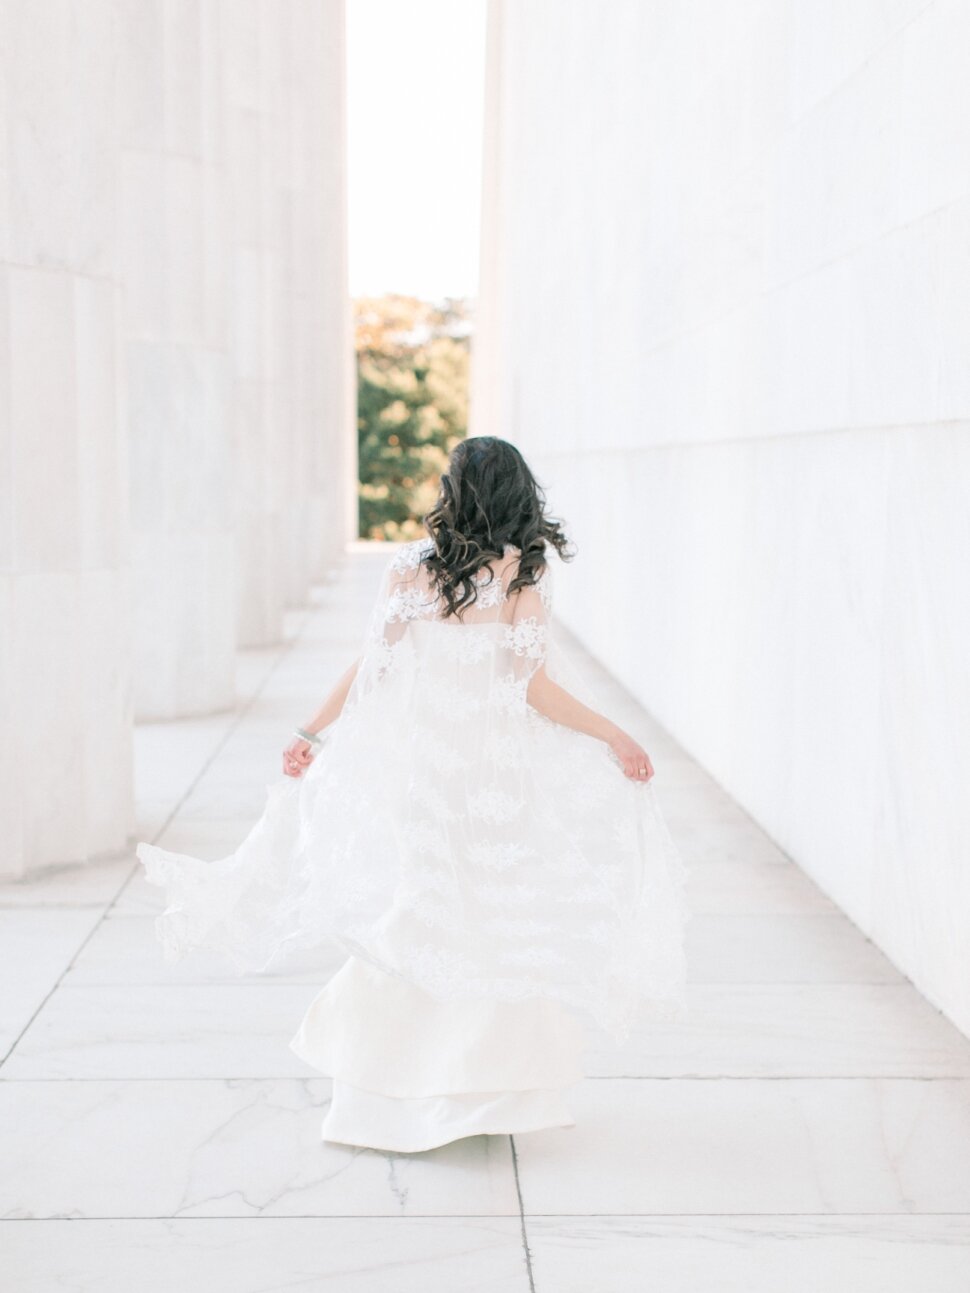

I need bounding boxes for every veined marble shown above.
[0,1078,519,1219]
[0,1218,531,1293]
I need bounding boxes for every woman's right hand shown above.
[607,728,655,782]
[282,737,315,778]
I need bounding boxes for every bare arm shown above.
[300,655,361,735]
[526,666,654,782]
[282,655,361,777]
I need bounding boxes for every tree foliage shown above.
[355,294,471,541]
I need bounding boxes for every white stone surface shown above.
[527,1216,970,1293]
[516,1077,970,1214]
[1,549,969,1286]
[0,908,105,1054]
[1,0,353,872]
[0,1218,530,1293]
[225,0,356,651]
[0,1078,518,1218]
[123,0,353,713]
[0,2,134,878]
[472,0,970,1039]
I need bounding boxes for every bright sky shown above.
[346,0,487,302]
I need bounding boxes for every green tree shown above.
[355,295,470,541]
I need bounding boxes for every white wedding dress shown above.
[138,539,689,1151]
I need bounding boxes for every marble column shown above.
[119,0,235,719]
[287,0,356,591]
[1,0,353,876]
[226,0,354,649]
[0,0,134,878]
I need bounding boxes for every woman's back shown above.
[382,536,548,623]
[360,537,553,704]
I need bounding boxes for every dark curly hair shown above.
[421,436,574,618]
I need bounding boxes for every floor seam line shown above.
[510,1135,537,1291]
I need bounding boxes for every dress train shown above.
[289,954,586,1152]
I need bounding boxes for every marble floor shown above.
[2,545,970,1291]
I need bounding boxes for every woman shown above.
[138,436,689,1153]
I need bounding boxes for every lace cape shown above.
[138,538,690,1044]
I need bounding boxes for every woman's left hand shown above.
[282,738,315,778]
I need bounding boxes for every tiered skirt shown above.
[288,955,587,1153]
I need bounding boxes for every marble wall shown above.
[0,0,352,875]
[472,0,970,1036]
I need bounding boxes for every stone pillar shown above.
[284,0,356,591]
[469,0,507,441]
[0,0,353,876]
[119,0,236,719]
[0,1,134,878]
[226,0,354,648]
[223,1,286,647]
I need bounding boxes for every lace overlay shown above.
[137,538,691,1044]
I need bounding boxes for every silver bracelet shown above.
[294,727,322,748]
